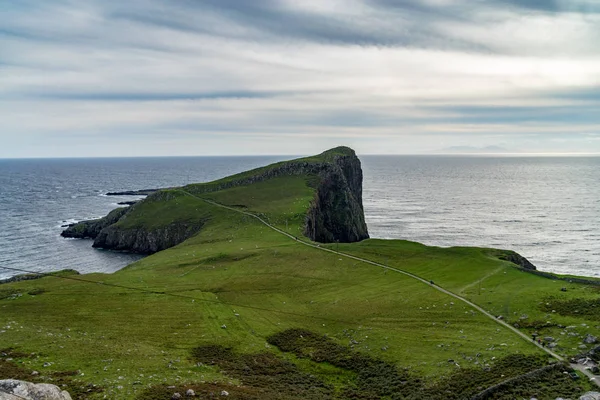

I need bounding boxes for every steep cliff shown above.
[62,146,369,254]
[185,146,369,243]
[303,148,369,242]
[61,207,129,239]
[92,221,204,253]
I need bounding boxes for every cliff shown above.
[61,207,129,239]
[62,146,369,254]
[496,250,537,270]
[303,148,368,242]
[184,146,369,243]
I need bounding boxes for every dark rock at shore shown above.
[92,221,205,254]
[117,201,138,206]
[61,207,129,239]
[0,269,80,285]
[106,189,159,196]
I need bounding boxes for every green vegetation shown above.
[1,149,598,399]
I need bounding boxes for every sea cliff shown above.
[61,146,369,254]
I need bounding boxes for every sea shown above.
[0,156,599,280]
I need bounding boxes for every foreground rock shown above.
[0,380,72,400]
[580,392,600,400]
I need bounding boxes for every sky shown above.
[1,0,600,157]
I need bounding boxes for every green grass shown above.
[1,153,598,399]
[338,239,600,359]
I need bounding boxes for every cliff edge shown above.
[62,146,369,254]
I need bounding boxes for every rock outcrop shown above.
[303,149,368,242]
[580,392,600,400]
[497,250,537,270]
[105,189,159,196]
[92,221,204,254]
[60,207,129,239]
[0,380,72,400]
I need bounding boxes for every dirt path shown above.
[189,193,599,387]
[459,266,505,294]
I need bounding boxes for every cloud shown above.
[0,0,599,157]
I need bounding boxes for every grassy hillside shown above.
[1,152,598,399]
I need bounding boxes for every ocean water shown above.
[0,155,598,280]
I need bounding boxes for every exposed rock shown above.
[106,189,159,196]
[580,392,600,400]
[171,393,182,400]
[185,389,195,397]
[0,379,72,400]
[92,221,204,254]
[584,334,598,344]
[497,251,537,270]
[117,201,138,206]
[303,148,369,243]
[61,207,129,239]
[220,390,229,397]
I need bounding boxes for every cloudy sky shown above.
[2,0,600,157]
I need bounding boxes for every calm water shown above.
[0,156,598,280]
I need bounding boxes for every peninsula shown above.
[1,147,599,399]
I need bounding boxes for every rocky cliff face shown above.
[60,207,128,239]
[303,150,369,243]
[497,250,537,270]
[185,146,369,243]
[92,222,204,254]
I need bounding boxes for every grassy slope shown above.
[339,240,600,357]
[1,157,598,398]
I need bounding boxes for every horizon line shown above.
[2,152,600,160]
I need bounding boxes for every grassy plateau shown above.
[1,148,598,399]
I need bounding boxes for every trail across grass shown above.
[192,191,600,388]
[190,192,565,361]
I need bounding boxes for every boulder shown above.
[584,334,598,344]
[580,392,600,400]
[0,380,72,400]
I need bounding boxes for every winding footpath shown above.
[187,192,599,387]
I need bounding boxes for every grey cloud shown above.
[106,0,489,52]
[27,90,291,102]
